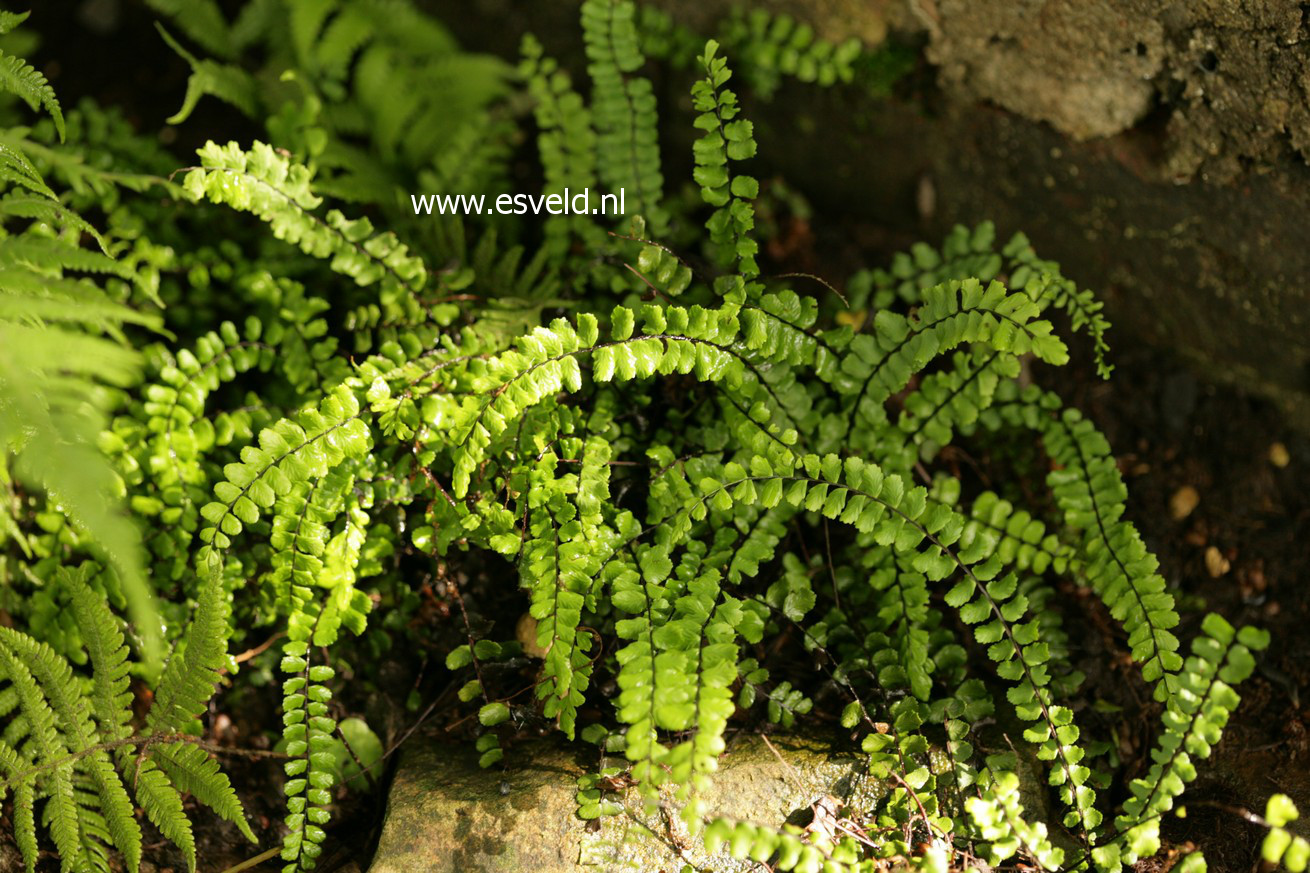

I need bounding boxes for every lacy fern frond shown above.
[0,21,164,662]
[0,13,64,141]
[156,26,258,125]
[0,567,249,873]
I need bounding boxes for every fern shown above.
[1102,616,1267,871]
[156,26,258,124]
[520,34,605,264]
[0,12,63,141]
[0,567,250,873]
[0,16,163,662]
[692,39,760,284]
[717,9,863,96]
[581,0,666,233]
[143,0,236,60]
[0,5,1280,873]
[154,0,511,213]
[1262,796,1309,872]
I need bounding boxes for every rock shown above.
[1205,545,1231,577]
[919,0,1162,141]
[429,0,1310,430]
[1170,486,1200,521]
[368,732,884,873]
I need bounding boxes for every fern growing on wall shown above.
[0,1,1292,872]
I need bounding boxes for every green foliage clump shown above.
[0,2,1287,873]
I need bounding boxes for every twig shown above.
[769,272,849,307]
[216,845,281,873]
[234,631,285,664]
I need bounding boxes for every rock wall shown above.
[430,0,1310,427]
[918,0,1310,182]
[666,0,1310,426]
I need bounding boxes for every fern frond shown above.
[518,439,617,738]
[967,765,1066,870]
[0,261,163,662]
[1105,617,1268,870]
[146,570,229,735]
[692,39,760,284]
[0,139,58,199]
[718,9,863,97]
[977,387,1185,701]
[0,40,64,141]
[195,385,372,573]
[703,815,862,872]
[150,742,253,843]
[183,141,432,336]
[581,0,666,232]
[520,34,604,263]
[157,26,258,124]
[144,0,236,60]
[65,570,211,871]
[0,629,108,872]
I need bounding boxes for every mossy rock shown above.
[368,731,886,872]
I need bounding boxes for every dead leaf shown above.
[1270,442,1290,468]
[836,310,866,331]
[806,794,841,843]
[516,613,549,658]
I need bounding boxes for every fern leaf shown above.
[0,49,64,141]
[0,633,93,871]
[581,0,666,232]
[126,761,196,873]
[64,568,134,743]
[146,571,230,735]
[144,0,235,59]
[150,742,255,843]
[157,26,258,124]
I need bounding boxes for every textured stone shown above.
[368,732,884,873]
[920,0,1162,140]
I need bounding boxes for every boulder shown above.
[368,732,884,873]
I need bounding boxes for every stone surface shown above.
[914,0,1310,182]
[736,84,1310,428]
[647,0,1310,181]
[919,0,1162,140]
[368,732,884,873]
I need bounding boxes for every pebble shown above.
[1170,485,1200,520]
[1269,442,1290,468]
[1204,545,1231,577]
